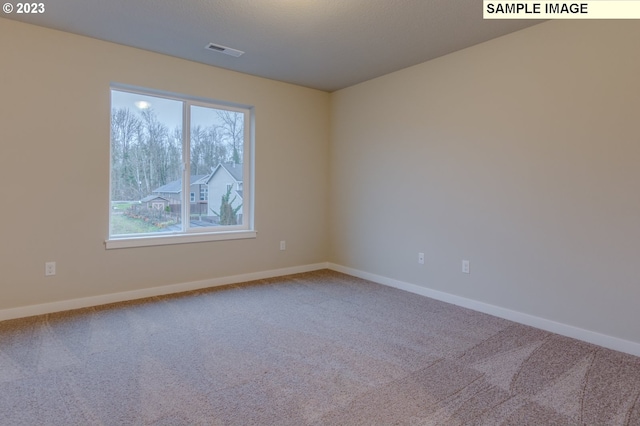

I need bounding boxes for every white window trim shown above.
[106,83,255,250]
[105,230,257,249]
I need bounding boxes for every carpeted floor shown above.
[1,269,639,425]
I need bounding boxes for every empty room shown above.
[1,1,640,424]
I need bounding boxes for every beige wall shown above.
[0,18,330,309]
[330,21,640,344]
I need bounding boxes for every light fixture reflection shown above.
[135,101,151,110]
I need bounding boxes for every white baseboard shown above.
[0,262,329,322]
[328,263,640,357]
[4,261,639,357]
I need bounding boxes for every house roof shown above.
[153,175,207,194]
[206,163,243,184]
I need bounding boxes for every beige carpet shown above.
[1,269,639,425]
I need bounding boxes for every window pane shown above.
[190,105,244,228]
[110,90,183,236]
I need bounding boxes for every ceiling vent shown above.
[205,43,244,58]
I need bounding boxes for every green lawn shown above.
[110,214,164,234]
[111,201,138,211]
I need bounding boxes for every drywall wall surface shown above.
[0,18,330,309]
[329,20,640,343]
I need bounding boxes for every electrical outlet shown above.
[418,252,425,265]
[45,261,56,276]
[462,260,470,274]
[280,240,286,251]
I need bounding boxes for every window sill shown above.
[105,230,257,249]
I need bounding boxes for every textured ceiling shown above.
[4,0,542,92]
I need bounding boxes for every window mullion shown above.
[182,101,190,232]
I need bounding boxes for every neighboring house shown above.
[205,163,243,223]
[140,195,170,211]
[148,175,209,213]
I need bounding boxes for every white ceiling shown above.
[5,0,542,92]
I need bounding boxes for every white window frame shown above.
[106,84,256,249]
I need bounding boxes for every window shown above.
[107,84,254,249]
